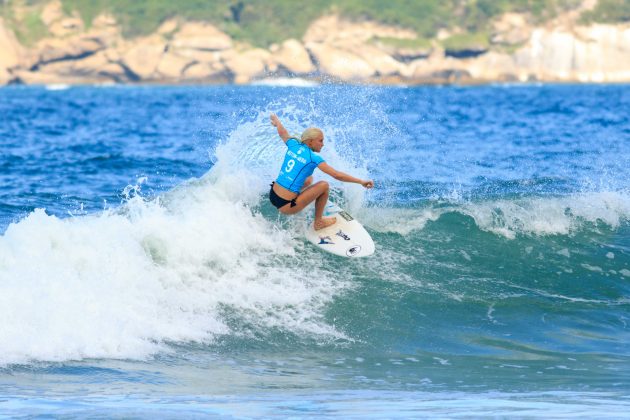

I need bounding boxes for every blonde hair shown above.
[301,127,323,144]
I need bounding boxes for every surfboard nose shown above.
[306,202,375,258]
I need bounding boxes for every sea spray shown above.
[209,94,389,211]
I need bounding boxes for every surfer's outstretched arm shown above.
[270,113,290,143]
[317,162,374,188]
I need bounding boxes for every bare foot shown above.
[314,217,336,231]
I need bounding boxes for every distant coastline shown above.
[2,0,630,86]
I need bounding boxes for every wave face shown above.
[0,85,629,408]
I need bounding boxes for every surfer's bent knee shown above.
[314,180,329,190]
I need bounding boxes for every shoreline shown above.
[4,78,630,88]
[3,10,630,88]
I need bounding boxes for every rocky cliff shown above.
[1,0,629,85]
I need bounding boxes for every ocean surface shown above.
[0,83,629,417]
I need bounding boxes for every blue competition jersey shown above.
[275,138,325,193]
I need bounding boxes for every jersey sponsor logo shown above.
[287,150,307,164]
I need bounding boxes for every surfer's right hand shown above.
[270,113,279,127]
[362,180,374,189]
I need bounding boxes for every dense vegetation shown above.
[56,0,584,42]
[3,0,627,48]
[581,0,630,23]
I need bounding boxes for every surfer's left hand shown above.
[362,180,374,189]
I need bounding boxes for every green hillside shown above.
[581,0,630,23]
[4,0,628,48]
[56,0,582,43]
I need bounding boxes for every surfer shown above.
[269,113,374,230]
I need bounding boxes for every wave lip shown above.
[366,191,630,238]
[460,191,630,238]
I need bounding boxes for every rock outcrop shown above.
[1,0,630,86]
[272,39,315,74]
[120,35,166,80]
[515,25,630,82]
[29,36,105,69]
[224,48,273,84]
[0,17,23,84]
[306,43,375,80]
[170,22,233,51]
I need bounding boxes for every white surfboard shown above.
[305,202,375,258]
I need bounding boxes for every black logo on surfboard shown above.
[346,245,361,257]
[336,230,350,241]
[338,211,354,222]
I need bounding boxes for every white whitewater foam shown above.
[45,84,70,91]
[0,124,352,366]
[359,207,443,235]
[252,77,319,87]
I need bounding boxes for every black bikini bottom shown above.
[269,182,297,209]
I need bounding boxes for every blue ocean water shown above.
[0,83,629,417]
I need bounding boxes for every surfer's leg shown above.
[279,181,336,229]
[312,183,335,230]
